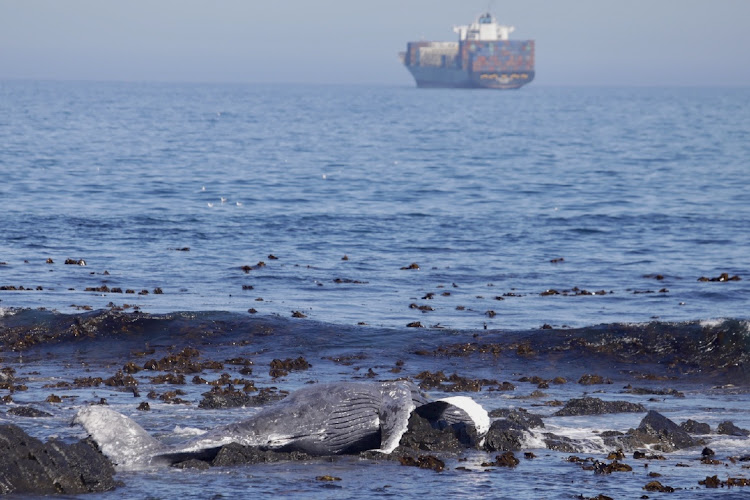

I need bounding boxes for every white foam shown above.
[172,425,207,437]
[0,308,16,318]
[699,318,728,328]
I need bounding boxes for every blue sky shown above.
[2,0,749,86]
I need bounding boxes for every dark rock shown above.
[484,419,528,452]
[269,357,310,377]
[397,412,465,452]
[680,419,711,434]
[717,420,749,436]
[481,451,519,467]
[6,406,53,418]
[624,386,684,398]
[592,460,632,474]
[643,480,674,492]
[199,386,256,409]
[488,408,544,429]
[699,475,720,488]
[542,433,582,453]
[172,459,210,470]
[629,410,698,452]
[577,374,612,385]
[553,397,646,416]
[0,424,117,494]
[211,443,311,466]
[398,454,445,472]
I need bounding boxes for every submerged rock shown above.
[0,424,118,494]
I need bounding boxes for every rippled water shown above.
[1,81,749,498]
[1,82,748,329]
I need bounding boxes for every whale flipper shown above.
[74,406,168,467]
[378,382,417,453]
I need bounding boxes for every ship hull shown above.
[407,66,535,89]
[403,38,535,90]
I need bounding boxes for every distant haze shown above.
[2,0,749,86]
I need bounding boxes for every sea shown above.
[1,81,749,498]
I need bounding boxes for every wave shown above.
[1,308,749,384]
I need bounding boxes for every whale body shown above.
[74,381,489,468]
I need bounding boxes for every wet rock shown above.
[680,419,711,434]
[104,370,138,387]
[592,460,632,474]
[542,433,582,453]
[211,443,311,466]
[398,454,445,472]
[643,480,674,492]
[697,273,741,282]
[172,459,210,470]
[481,451,519,468]
[699,475,721,488]
[397,412,466,452]
[6,406,53,418]
[717,420,749,436]
[269,357,310,377]
[624,410,698,452]
[0,424,117,494]
[198,386,256,409]
[577,374,612,385]
[123,362,140,374]
[406,321,423,328]
[291,311,307,318]
[633,450,665,460]
[488,408,544,429]
[484,419,526,452]
[149,373,186,385]
[316,475,341,481]
[553,397,646,416]
[624,386,684,398]
[400,263,420,270]
[415,371,497,392]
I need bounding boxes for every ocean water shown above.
[1,81,750,498]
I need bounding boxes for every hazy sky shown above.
[2,0,749,86]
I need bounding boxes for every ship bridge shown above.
[453,13,515,41]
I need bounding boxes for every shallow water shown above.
[1,82,749,497]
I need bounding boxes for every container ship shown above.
[400,12,535,90]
